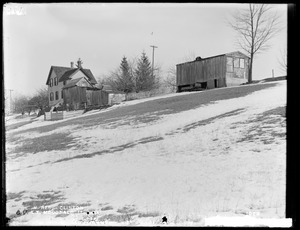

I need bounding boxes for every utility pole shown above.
[150,45,158,76]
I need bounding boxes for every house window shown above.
[50,79,53,87]
[61,90,64,99]
[55,91,59,100]
[233,58,240,68]
[54,77,58,86]
[50,92,54,101]
[227,57,233,72]
[240,58,245,68]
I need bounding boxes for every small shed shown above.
[176,51,250,92]
[100,84,126,105]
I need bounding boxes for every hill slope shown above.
[5,81,286,226]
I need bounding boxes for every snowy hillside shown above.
[5,81,287,226]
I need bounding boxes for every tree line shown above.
[8,88,49,115]
[98,51,160,94]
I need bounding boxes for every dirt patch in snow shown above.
[166,108,245,136]
[236,106,286,145]
[54,136,164,163]
[7,132,79,158]
[21,191,66,210]
[79,204,161,225]
[7,190,66,222]
[6,120,36,132]
[101,205,114,211]
[7,191,26,201]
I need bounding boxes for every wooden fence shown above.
[87,90,109,106]
[44,112,64,121]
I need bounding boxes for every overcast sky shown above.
[4,3,287,97]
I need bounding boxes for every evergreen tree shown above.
[115,56,135,93]
[135,52,156,92]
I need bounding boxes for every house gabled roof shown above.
[81,69,97,84]
[46,66,72,85]
[59,68,80,82]
[46,66,97,85]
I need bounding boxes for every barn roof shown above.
[176,51,250,66]
[46,66,97,85]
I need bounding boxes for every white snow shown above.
[204,216,292,227]
[6,81,287,226]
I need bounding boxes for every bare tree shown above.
[164,66,177,93]
[28,87,49,109]
[278,48,287,73]
[181,51,197,63]
[228,4,281,83]
[12,94,29,114]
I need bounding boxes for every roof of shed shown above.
[62,78,82,89]
[176,51,249,66]
[98,84,126,94]
[62,77,96,89]
[46,66,97,85]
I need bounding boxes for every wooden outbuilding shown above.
[63,78,109,110]
[176,51,250,92]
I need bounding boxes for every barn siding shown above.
[177,55,226,87]
[88,90,109,106]
[176,62,196,86]
[63,87,87,105]
[218,78,226,87]
[176,52,250,90]
[64,87,109,109]
[207,79,215,89]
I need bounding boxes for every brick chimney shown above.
[70,62,74,68]
[77,58,82,68]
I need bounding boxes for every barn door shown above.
[214,79,218,88]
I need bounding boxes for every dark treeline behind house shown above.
[97,52,160,98]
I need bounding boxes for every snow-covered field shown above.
[5,81,288,226]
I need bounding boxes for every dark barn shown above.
[176,51,250,92]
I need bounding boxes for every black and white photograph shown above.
[3,3,291,227]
